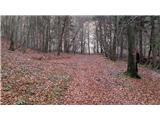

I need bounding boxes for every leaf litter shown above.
[1,39,160,105]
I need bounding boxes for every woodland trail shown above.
[1,40,160,104]
[61,55,160,104]
[62,55,111,104]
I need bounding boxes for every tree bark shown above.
[127,21,139,78]
[57,16,67,55]
[95,25,99,53]
[120,35,124,58]
[111,16,118,61]
[148,17,156,67]
[9,31,15,51]
[81,27,84,54]
[87,24,90,55]
[139,17,144,62]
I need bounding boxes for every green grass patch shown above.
[16,98,26,105]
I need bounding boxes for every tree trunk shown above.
[111,16,118,61]
[98,21,103,54]
[81,27,84,54]
[148,17,156,67]
[127,21,139,78]
[44,26,49,52]
[139,17,144,62]
[109,19,112,59]
[9,31,15,51]
[96,26,99,53]
[120,35,124,58]
[87,25,90,55]
[64,16,70,53]
[44,17,50,53]
[57,17,67,55]
[8,17,15,51]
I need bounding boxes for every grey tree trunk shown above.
[139,17,144,62]
[111,16,118,61]
[120,35,124,58]
[9,31,15,51]
[57,17,67,55]
[95,26,99,53]
[148,17,156,67]
[81,27,84,54]
[87,24,90,55]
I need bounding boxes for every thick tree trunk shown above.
[9,31,15,51]
[127,22,139,78]
[8,22,15,51]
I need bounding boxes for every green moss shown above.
[124,71,141,79]
[3,85,12,91]
[16,98,26,105]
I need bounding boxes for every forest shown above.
[1,16,160,104]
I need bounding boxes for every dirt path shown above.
[61,55,160,104]
[62,55,109,104]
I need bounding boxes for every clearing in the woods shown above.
[1,40,160,105]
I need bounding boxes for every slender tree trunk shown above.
[44,26,49,52]
[44,17,50,52]
[109,20,112,59]
[71,27,81,54]
[139,17,144,62]
[81,28,84,54]
[87,25,90,55]
[148,17,156,67]
[64,16,70,53]
[96,26,99,53]
[151,17,156,68]
[99,21,103,54]
[57,16,67,55]
[111,16,118,61]
[120,35,124,58]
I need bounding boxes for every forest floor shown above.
[1,39,160,105]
